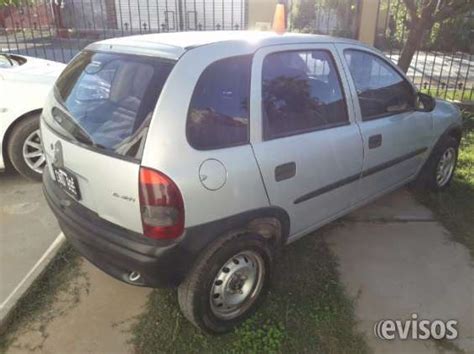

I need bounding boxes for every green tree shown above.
[431,14,473,52]
[398,0,472,72]
[291,0,359,38]
[291,0,317,33]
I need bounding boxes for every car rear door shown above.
[336,45,432,201]
[250,44,364,240]
[41,51,174,233]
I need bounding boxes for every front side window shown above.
[187,56,251,150]
[262,50,349,140]
[49,51,174,160]
[344,49,415,120]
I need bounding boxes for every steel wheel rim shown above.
[210,250,265,320]
[436,147,456,187]
[22,129,45,174]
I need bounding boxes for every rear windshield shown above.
[48,51,174,160]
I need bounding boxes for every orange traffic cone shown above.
[272,3,286,34]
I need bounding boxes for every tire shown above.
[7,113,44,181]
[414,136,459,191]
[178,232,273,333]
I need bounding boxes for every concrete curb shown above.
[0,233,66,330]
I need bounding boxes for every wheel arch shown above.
[183,206,291,258]
[446,125,462,145]
[2,109,42,168]
[221,206,291,247]
[428,123,463,158]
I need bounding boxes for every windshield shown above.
[47,51,174,160]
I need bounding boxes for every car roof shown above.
[87,31,363,60]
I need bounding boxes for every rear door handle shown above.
[275,162,296,182]
[368,134,382,149]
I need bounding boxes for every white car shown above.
[0,54,65,180]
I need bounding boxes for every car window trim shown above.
[185,54,252,151]
[343,48,417,122]
[261,48,351,141]
[361,108,416,121]
[264,120,350,141]
[50,51,175,162]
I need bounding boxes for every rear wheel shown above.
[178,232,273,333]
[7,113,45,181]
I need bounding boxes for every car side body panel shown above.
[249,43,364,237]
[430,99,463,146]
[141,42,270,229]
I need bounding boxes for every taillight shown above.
[139,167,184,239]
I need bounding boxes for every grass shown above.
[420,89,473,102]
[0,243,85,353]
[414,110,474,258]
[131,225,369,354]
[433,338,465,354]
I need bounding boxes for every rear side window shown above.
[262,50,349,140]
[49,51,174,160]
[344,49,415,120]
[187,56,251,150]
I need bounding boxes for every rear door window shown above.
[186,55,251,150]
[48,51,174,160]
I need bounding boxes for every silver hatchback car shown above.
[41,31,462,333]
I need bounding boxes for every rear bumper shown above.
[43,169,289,288]
[43,170,197,287]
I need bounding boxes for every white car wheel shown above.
[7,113,44,181]
[22,129,46,174]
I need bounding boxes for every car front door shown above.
[337,46,433,201]
[250,44,364,240]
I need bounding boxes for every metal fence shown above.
[375,0,473,102]
[0,0,248,63]
[2,0,473,102]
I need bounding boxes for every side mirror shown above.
[416,92,436,112]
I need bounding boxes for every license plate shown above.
[52,166,81,200]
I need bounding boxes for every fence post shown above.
[248,0,274,30]
[358,0,380,45]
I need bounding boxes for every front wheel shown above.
[178,233,273,333]
[414,136,459,191]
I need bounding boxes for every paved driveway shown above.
[3,187,473,353]
[0,171,61,324]
[327,189,474,353]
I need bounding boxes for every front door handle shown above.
[275,162,296,182]
[368,134,382,149]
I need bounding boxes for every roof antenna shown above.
[272,1,286,35]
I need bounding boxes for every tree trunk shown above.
[397,20,427,72]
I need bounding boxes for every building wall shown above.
[358,0,379,45]
[62,0,109,32]
[247,0,380,45]
[3,4,51,29]
[112,0,246,32]
[248,0,274,30]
